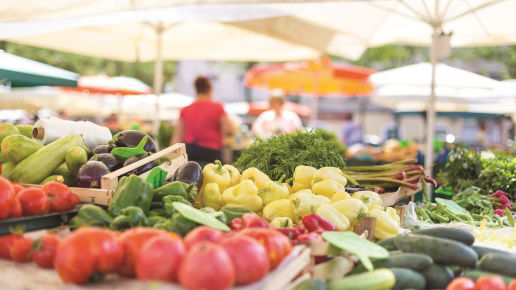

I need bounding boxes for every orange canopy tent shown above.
[244,57,375,125]
[248,101,311,117]
[61,75,151,95]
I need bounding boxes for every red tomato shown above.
[184,226,224,249]
[507,279,516,290]
[9,236,34,263]
[9,197,23,218]
[32,234,61,268]
[118,227,175,277]
[474,276,506,290]
[12,184,25,196]
[42,182,79,212]
[17,188,50,215]
[0,177,15,219]
[54,227,124,284]
[241,214,270,228]
[221,235,270,285]
[135,236,185,282]
[446,277,475,290]
[239,228,293,269]
[178,241,235,290]
[0,234,23,259]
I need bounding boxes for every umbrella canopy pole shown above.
[153,23,165,135]
[424,28,439,178]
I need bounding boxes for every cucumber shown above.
[52,163,74,186]
[421,264,454,289]
[10,134,84,184]
[16,125,34,138]
[412,227,475,246]
[463,270,513,285]
[378,237,397,251]
[41,175,64,184]
[0,122,20,143]
[472,245,511,258]
[294,278,326,290]
[393,234,477,268]
[351,253,432,274]
[1,161,15,179]
[390,268,426,290]
[1,134,43,163]
[65,146,88,178]
[327,268,395,290]
[478,253,516,277]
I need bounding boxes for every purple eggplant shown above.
[91,153,119,171]
[112,130,157,153]
[76,161,110,188]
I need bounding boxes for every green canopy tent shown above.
[0,50,78,87]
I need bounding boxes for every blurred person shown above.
[476,120,490,149]
[103,113,121,133]
[252,91,302,138]
[172,76,233,163]
[340,112,362,146]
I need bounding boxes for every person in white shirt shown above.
[252,92,302,138]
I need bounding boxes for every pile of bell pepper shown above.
[195,161,402,241]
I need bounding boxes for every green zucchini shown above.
[478,253,516,277]
[52,162,74,186]
[65,146,88,178]
[378,237,397,251]
[390,268,426,290]
[421,264,454,289]
[0,154,8,163]
[327,268,395,290]
[1,161,15,179]
[393,234,477,268]
[1,134,43,163]
[351,253,432,274]
[10,134,84,184]
[294,278,327,290]
[16,125,34,138]
[472,245,511,258]
[0,122,20,143]
[463,270,513,285]
[412,227,475,246]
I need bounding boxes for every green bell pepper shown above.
[108,175,154,216]
[162,195,192,216]
[170,213,198,236]
[69,204,113,229]
[220,206,253,222]
[110,206,148,230]
[148,208,168,217]
[153,181,198,203]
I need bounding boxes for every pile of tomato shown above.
[0,225,292,288]
[448,276,516,290]
[0,177,80,219]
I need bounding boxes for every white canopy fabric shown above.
[371,62,501,104]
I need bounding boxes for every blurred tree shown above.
[1,41,175,88]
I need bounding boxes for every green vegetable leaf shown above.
[146,167,167,189]
[322,231,389,271]
[111,136,148,159]
[172,202,230,232]
[436,198,471,217]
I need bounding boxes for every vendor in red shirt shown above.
[172,76,233,163]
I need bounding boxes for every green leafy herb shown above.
[111,136,148,160]
[234,129,346,180]
[146,167,168,189]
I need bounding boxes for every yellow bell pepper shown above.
[291,165,317,192]
[222,164,240,187]
[270,217,294,228]
[222,179,263,212]
[312,180,345,198]
[291,191,331,221]
[316,204,350,231]
[352,191,383,210]
[331,191,351,202]
[240,167,271,191]
[385,207,400,225]
[331,199,368,224]
[260,176,290,205]
[263,199,294,221]
[202,183,223,210]
[369,208,401,240]
[196,160,231,206]
[311,167,347,187]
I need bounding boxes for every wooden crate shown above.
[24,143,188,206]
